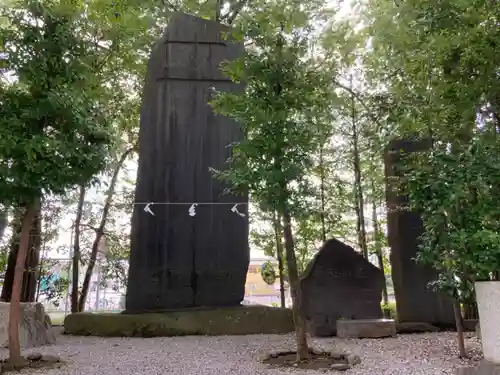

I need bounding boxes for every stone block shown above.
[0,302,56,348]
[457,361,500,375]
[396,321,439,333]
[336,319,397,339]
[64,305,294,337]
[463,319,479,331]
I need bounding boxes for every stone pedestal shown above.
[336,319,397,338]
[0,302,56,348]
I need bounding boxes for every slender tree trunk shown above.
[319,147,327,243]
[8,202,37,365]
[71,185,86,313]
[349,76,368,258]
[0,206,8,242]
[273,211,286,308]
[282,204,309,361]
[78,148,134,312]
[215,0,222,21]
[2,206,41,303]
[453,299,467,358]
[372,189,388,307]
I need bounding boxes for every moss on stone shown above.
[63,305,294,337]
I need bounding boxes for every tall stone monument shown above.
[125,13,249,313]
[384,138,454,326]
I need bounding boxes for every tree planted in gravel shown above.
[210,11,333,360]
[0,0,114,365]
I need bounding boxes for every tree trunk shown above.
[372,192,388,307]
[350,76,368,259]
[1,205,41,303]
[78,148,134,312]
[282,204,309,361]
[273,211,286,308]
[71,185,86,313]
[453,299,467,358]
[8,202,37,365]
[215,0,222,21]
[0,206,8,242]
[319,147,327,243]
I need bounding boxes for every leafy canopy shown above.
[210,17,334,214]
[0,0,115,204]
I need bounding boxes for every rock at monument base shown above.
[301,239,384,337]
[395,321,439,333]
[63,305,294,337]
[0,302,56,348]
[462,319,479,332]
[336,319,397,338]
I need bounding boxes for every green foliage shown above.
[381,301,397,319]
[210,21,334,216]
[362,0,500,298]
[0,0,115,205]
[260,261,277,285]
[407,137,500,286]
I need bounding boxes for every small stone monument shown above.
[0,302,56,348]
[301,239,384,336]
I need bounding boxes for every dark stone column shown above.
[384,138,455,326]
[125,13,249,313]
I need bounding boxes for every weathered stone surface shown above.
[337,318,397,338]
[476,322,481,339]
[64,306,294,337]
[384,138,455,326]
[457,361,500,375]
[0,302,56,348]
[300,239,384,337]
[396,321,439,333]
[331,363,350,371]
[346,354,362,365]
[126,12,248,312]
[463,319,479,332]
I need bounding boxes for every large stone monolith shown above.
[384,138,454,326]
[125,13,249,312]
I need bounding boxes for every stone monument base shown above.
[63,305,294,337]
[337,319,397,338]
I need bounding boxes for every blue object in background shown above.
[39,272,60,292]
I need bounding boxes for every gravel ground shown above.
[0,331,482,375]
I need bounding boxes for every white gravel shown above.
[0,331,482,375]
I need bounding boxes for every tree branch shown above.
[221,0,248,25]
[162,0,179,12]
[332,78,385,132]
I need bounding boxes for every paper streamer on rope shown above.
[144,203,155,216]
[231,204,246,217]
[142,202,247,218]
[188,203,198,217]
